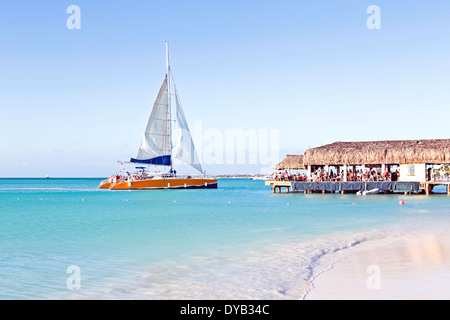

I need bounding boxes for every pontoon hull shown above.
[100,178,217,190]
[99,181,111,189]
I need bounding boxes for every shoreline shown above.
[304,232,450,300]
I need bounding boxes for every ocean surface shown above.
[0,178,449,300]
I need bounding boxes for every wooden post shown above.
[447,184,450,196]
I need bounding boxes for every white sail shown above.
[173,85,203,173]
[132,76,172,165]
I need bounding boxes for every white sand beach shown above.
[305,233,450,300]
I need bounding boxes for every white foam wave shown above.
[65,229,426,300]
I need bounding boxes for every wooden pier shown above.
[266,180,450,195]
[266,181,291,193]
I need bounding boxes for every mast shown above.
[165,41,173,170]
[130,43,173,167]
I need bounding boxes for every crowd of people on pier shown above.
[272,168,399,182]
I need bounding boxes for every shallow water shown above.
[0,178,449,299]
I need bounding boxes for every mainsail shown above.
[173,85,203,173]
[130,76,172,165]
[130,42,203,174]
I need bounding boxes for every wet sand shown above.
[305,233,450,300]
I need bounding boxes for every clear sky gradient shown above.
[1,1,449,177]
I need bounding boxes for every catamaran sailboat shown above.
[99,42,217,190]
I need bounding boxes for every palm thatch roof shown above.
[274,155,305,170]
[303,139,450,166]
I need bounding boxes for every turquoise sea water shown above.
[0,178,449,299]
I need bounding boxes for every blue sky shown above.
[0,1,449,177]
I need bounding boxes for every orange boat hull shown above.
[103,178,217,190]
[99,181,111,189]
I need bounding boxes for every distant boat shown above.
[99,42,217,190]
[45,174,49,179]
[252,175,271,181]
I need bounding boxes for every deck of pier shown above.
[266,180,450,195]
[266,181,292,193]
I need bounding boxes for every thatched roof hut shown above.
[303,139,450,166]
[274,155,305,170]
